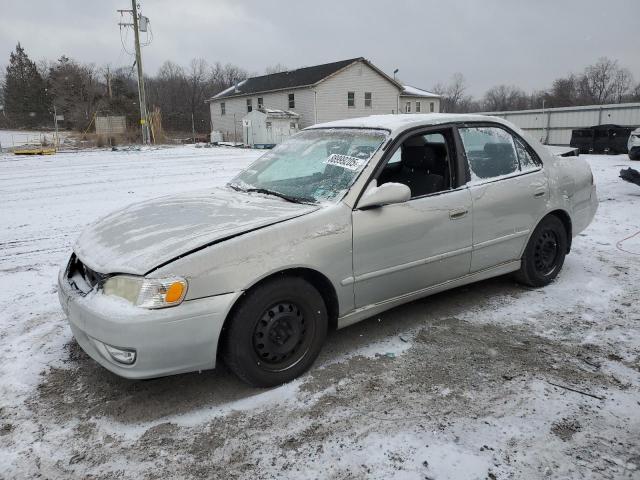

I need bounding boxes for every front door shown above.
[457,125,549,272]
[351,128,473,308]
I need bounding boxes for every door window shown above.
[459,127,521,181]
[377,131,453,198]
[514,137,540,171]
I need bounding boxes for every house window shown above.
[247,99,252,112]
[415,101,421,113]
[430,102,435,112]
[220,102,225,115]
[364,92,372,108]
[347,91,355,107]
[290,122,297,130]
[405,102,411,113]
[266,121,272,129]
[288,93,295,109]
[258,97,264,109]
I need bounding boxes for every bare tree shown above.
[631,82,640,102]
[483,85,529,112]
[146,61,187,131]
[582,57,619,104]
[209,62,249,98]
[612,67,633,103]
[264,63,288,75]
[432,73,472,113]
[46,56,102,129]
[544,74,580,107]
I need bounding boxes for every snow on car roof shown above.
[307,113,509,135]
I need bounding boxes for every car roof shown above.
[307,113,509,136]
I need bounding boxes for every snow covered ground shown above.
[0,146,638,479]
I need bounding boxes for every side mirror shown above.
[357,181,411,209]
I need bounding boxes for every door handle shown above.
[449,209,468,220]
[534,190,546,198]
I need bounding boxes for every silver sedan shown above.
[58,114,598,386]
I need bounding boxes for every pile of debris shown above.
[620,167,640,187]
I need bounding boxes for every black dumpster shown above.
[570,124,635,154]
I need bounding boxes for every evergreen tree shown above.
[3,43,50,127]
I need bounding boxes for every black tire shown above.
[222,277,327,387]
[629,150,640,161]
[515,215,568,287]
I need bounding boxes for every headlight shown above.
[102,275,188,309]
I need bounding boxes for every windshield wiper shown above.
[228,182,245,192]
[244,187,315,204]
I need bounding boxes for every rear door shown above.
[457,124,548,272]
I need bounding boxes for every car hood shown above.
[74,187,319,275]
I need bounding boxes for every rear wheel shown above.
[515,215,568,287]
[222,277,327,387]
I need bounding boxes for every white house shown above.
[207,57,440,142]
[400,85,441,114]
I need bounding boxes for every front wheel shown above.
[222,277,327,387]
[515,215,568,287]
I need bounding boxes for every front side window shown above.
[416,101,421,113]
[247,99,252,112]
[348,91,355,107]
[288,93,295,109]
[459,126,532,181]
[220,102,226,115]
[377,130,453,198]
[229,128,387,204]
[365,92,372,108]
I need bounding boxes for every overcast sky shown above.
[1,0,639,96]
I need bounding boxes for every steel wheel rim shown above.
[533,229,559,276]
[252,301,311,372]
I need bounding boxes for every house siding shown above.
[400,96,440,114]
[210,89,315,141]
[314,61,401,123]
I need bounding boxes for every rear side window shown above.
[459,126,539,181]
[514,137,539,171]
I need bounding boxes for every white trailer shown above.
[242,109,300,148]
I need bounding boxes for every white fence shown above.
[481,102,640,145]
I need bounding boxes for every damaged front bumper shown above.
[58,266,241,379]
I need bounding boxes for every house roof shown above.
[401,85,440,98]
[208,57,402,101]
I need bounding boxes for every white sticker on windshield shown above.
[324,153,367,171]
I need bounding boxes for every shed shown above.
[95,116,126,135]
[242,109,300,148]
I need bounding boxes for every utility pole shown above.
[118,1,150,144]
[105,65,113,100]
